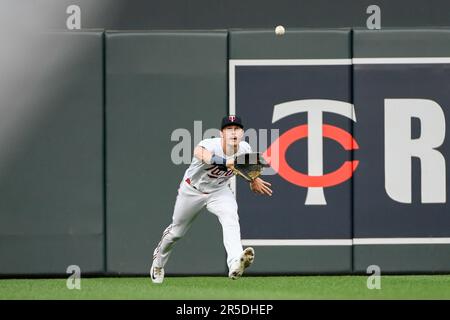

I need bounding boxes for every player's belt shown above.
[185,178,209,194]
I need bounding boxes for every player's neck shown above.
[221,139,238,156]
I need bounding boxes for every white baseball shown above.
[275,25,285,36]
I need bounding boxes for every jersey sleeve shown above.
[198,138,216,152]
[241,141,253,153]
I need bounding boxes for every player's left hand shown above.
[250,177,272,196]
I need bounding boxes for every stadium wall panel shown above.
[0,31,104,275]
[229,29,353,274]
[353,29,450,273]
[105,31,229,275]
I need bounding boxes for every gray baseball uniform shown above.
[153,137,252,270]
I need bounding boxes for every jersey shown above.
[183,137,252,193]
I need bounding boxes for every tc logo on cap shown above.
[228,115,236,122]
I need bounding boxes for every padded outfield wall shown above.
[0,29,449,275]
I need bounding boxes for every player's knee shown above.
[221,211,240,226]
[166,226,187,242]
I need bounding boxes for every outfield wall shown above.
[105,31,228,275]
[0,29,449,276]
[352,29,450,273]
[0,32,104,275]
[230,29,353,274]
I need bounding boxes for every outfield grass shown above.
[1,275,450,299]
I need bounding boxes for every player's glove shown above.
[232,152,270,182]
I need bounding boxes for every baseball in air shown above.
[275,25,285,36]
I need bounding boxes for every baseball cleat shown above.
[150,262,165,284]
[228,247,255,280]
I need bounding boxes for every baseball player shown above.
[151,115,272,284]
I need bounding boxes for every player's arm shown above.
[193,146,234,167]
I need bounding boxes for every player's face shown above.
[221,125,244,147]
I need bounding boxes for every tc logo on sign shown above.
[262,98,447,205]
[263,99,359,205]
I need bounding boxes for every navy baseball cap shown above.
[221,115,244,130]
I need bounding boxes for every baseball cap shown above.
[221,115,244,130]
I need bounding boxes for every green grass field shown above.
[1,275,450,299]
